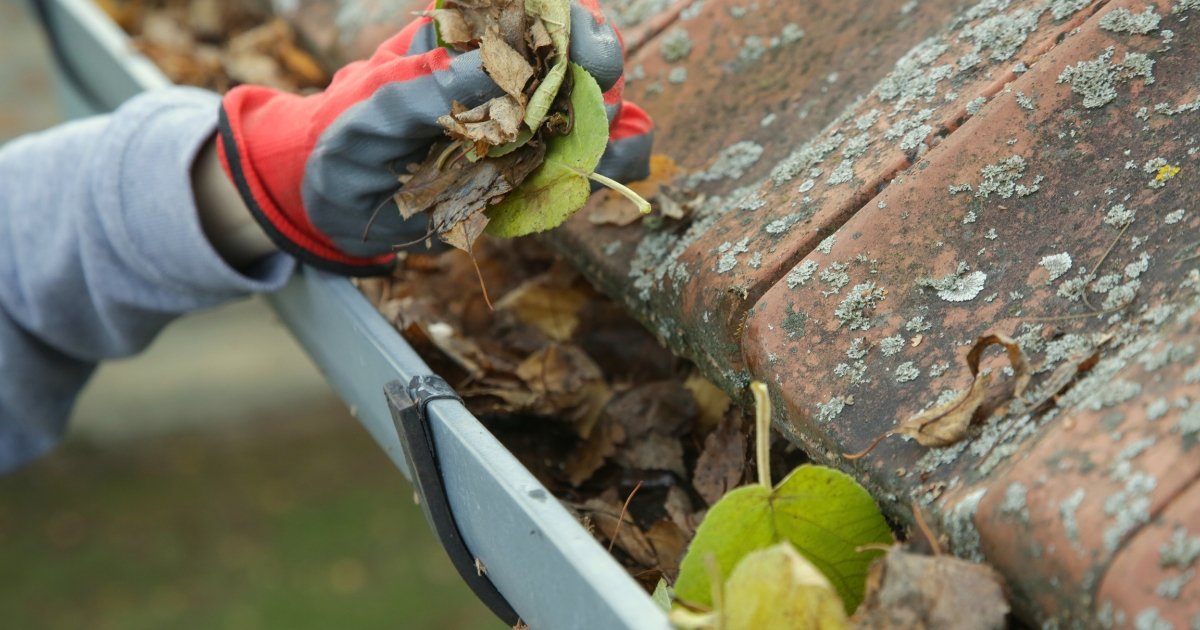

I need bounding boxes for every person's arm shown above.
[0,87,295,473]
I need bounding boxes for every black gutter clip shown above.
[385,375,520,626]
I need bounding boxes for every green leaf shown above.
[522,0,571,129]
[484,62,608,236]
[673,465,893,615]
[652,577,673,613]
[722,542,851,630]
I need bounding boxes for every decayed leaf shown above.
[852,548,1009,630]
[515,343,611,434]
[493,275,590,341]
[617,432,686,476]
[897,333,1029,447]
[481,30,534,101]
[439,95,525,149]
[847,333,1032,458]
[894,372,994,447]
[693,415,745,507]
[674,465,893,614]
[426,8,476,48]
[582,497,657,568]
[486,63,610,236]
[521,0,570,129]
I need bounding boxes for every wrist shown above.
[192,134,279,269]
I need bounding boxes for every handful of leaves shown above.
[390,0,648,255]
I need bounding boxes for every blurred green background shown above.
[0,3,499,628]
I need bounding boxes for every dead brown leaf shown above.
[894,372,994,447]
[493,276,590,342]
[516,344,612,435]
[692,414,746,506]
[616,432,686,476]
[582,498,658,568]
[439,95,525,148]
[645,519,689,577]
[426,9,476,48]
[853,549,1009,630]
[564,422,625,486]
[481,31,534,102]
[846,333,1032,458]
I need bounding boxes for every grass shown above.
[0,409,504,630]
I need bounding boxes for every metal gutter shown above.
[38,2,669,627]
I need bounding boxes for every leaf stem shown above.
[585,171,652,215]
[751,381,771,489]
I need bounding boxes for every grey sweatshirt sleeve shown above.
[0,87,297,473]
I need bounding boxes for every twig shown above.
[1022,292,1136,322]
[842,431,890,461]
[911,501,942,555]
[608,480,644,553]
[1081,222,1130,312]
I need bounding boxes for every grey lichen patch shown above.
[816,395,848,423]
[960,8,1041,61]
[1099,7,1162,35]
[816,234,837,254]
[787,260,818,288]
[944,488,988,562]
[877,39,953,107]
[1060,488,1086,552]
[895,361,920,383]
[847,337,869,360]
[835,361,869,385]
[1049,0,1091,20]
[765,214,803,236]
[819,262,851,295]
[1147,397,1171,421]
[975,155,1042,198]
[880,334,907,356]
[1165,209,1186,224]
[659,27,693,62]
[1103,471,1156,553]
[1177,400,1200,450]
[1040,252,1073,282]
[688,141,764,184]
[1156,568,1195,599]
[835,282,887,330]
[667,67,688,84]
[920,263,988,302]
[1134,608,1173,630]
[966,96,988,115]
[1160,526,1200,568]
[906,315,932,332]
[1176,0,1200,13]
[738,35,766,63]
[770,132,845,186]
[1016,91,1035,111]
[827,159,856,186]
[780,23,806,46]
[1000,482,1031,523]
[1058,47,1157,109]
[715,237,750,274]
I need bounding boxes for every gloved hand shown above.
[217,0,654,276]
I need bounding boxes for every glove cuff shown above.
[217,88,396,276]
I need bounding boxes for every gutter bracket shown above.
[385,375,521,626]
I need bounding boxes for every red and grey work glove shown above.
[217,1,654,276]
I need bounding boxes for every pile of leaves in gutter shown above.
[357,239,809,589]
[97,0,329,92]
